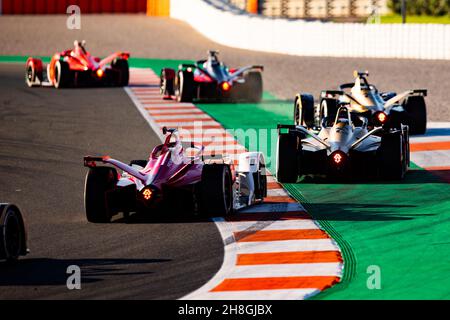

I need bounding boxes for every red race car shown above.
[26,40,130,88]
[83,127,267,222]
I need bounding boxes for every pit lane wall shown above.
[170,0,450,60]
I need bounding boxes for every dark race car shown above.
[0,203,28,262]
[277,103,410,182]
[301,71,427,135]
[160,50,263,103]
[26,40,129,88]
[83,127,267,222]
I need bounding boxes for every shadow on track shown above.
[0,258,170,286]
[297,168,448,185]
[302,202,428,222]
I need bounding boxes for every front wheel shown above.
[0,204,27,262]
[198,164,233,217]
[176,70,194,102]
[160,68,175,97]
[294,94,315,128]
[84,167,118,223]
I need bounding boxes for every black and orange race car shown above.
[160,50,263,103]
[26,40,129,88]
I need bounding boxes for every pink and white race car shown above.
[83,127,267,222]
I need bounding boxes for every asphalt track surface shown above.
[0,64,223,299]
[0,15,449,121]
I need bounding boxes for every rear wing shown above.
[411,89,427,96]
[321,90,344,98]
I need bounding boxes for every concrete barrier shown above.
[170,0,450,60]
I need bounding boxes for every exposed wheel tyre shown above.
[112,59,129,87]
[403,96,427,135]
[243,71,263,103]
[253,161,268,200]
[54,60,71,89]
[84,167,118,223]
[176,70,195,102]
[294,94,315,128]
[378,132,406,180]
[317,98,338,127]
[0,204,27,262]
[276,134,299,183]
[160,68,175,97]
[198,164,233,217]
[25,58,43,87]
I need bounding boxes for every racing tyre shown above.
[403,96,427,135]
[378,132,406,180]
[54,60,71,89]
[25,58,43,87]
[253,163,268,200]
[276,134,299,183]
[0,204,27,262]
[112,59,129,86]
[199,164,233,217]
[84,167,118,223]
[294,94,315,128]
[176,70,194,102]
[160,68,175,97]
[243,71,263,103]
[317,98,338,127]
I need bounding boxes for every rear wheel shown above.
[378,132,406,180]
[84,167,118,223]
[198,164,233,217]
[54,60,71,89]
[112,59,129,86]
[160,68,175,97]
[403,96,427,135]
[294,94,315,128]
[276,134,299,183]
[0,204,26,262]
[242,71,263,103]
[176,70,195,102]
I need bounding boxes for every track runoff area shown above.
[127,63,450,300]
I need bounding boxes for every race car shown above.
[83,127,267,222]
[0,203,29,262]
[160,50,263,103]
[296,71,427,134]
[26,40,129,88]
[277,103,410,182]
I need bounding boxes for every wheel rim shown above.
[4,210,22,258]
